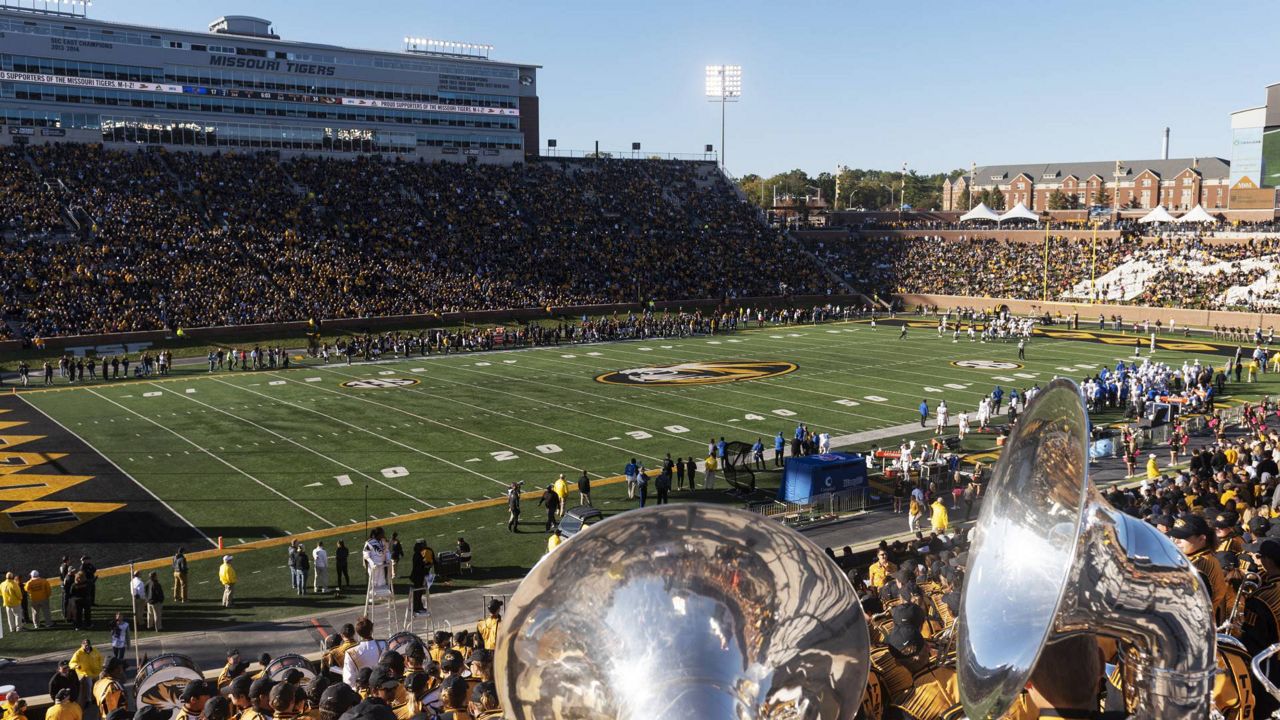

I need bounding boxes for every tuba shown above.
[957,378,1215,720]
[493,503,871,719]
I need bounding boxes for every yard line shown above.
[150,383,436,509]
[17,394,218,548]
[85,388,337,528]
[209,377,508,489]
[316,365,677,464]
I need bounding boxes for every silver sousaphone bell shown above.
[957,378,1215,720]
[494,503,871,719]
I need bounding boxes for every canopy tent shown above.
[1136,206,1177,224]
[1176,205,1218,224]
[997,203,1039,223]
[958,202,1001,223]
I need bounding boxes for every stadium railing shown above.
[538,149,719,162]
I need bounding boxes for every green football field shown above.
[1,317,1270,655]
[16,317,1248,539]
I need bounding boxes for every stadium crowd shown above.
[802,233,1280,312]
[0,145,835,340]
[847,395,1280,719]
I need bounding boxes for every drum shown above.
[387,632,424,657]
[135,654,202,710]
[265,654,316,683]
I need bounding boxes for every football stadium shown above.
[3,2,1280,719]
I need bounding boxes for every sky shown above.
[84,0,1280,177]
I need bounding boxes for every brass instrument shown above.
[1221,571,1262,637]
[957,378,1216,720]
[493,504,871,718]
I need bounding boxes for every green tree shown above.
[1047,190,1080,210]
[977,187,1006,211]
[1091,186,1109,207]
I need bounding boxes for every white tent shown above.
[958,202,1001,223]
[1137,206,1177,224]
[997,202,1039,223]
[1176,205,1218,224]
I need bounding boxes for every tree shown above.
[1047,190,1080,210]
[977,187,1006,211]
[1091,186,1110,207]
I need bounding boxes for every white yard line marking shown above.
[212,377,508,489]
[18,394,218,548]
[152,382,437,509]
[82,389,336,527]
[310,365,667,469]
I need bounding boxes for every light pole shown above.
[899,162,908,222]
[705,65,741,172]
[880,183,893,211]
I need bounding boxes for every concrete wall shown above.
[896,293,1280,330]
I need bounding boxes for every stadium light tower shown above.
[705,65,741,171]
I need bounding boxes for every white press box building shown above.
[0,4,539,161]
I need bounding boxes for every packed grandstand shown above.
[0,146,839,340]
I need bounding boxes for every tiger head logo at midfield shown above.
[596,361,798,386]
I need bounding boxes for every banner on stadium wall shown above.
[339,98,519,116]
[0,70,183,93]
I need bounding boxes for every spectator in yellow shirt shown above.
[69,639,103,703]
[546,530,563,553]
[867,550,897,590]
[703,455,718,490]
[23,571,51,628]
[475,599,502,650]
[1146,453,1159,480]
[45,690,81,720]
[218,555,237,608]
[551,474,568,520]
[0,572,23,633]
[930,498,949,534]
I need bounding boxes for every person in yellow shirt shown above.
[1146,453,1159,480]
[1250,360,1259,383]
[867,550,897,590]
[69,639,103,703]
[23,571,51,628]
[703,455,718,490]
[930,498,949,534]
[0,572,24,633]
[45,689,81,720]
[551,474,568,520]
[546,529,563,553]
[1,695,27,720]
[218,555,237,608]
[475,599,502,650]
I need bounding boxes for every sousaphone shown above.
[957,378,1215,719]
[494,504,871,719]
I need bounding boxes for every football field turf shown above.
[0,317,1268,654]
[9,318,1250,544]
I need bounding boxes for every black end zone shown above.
[0,395,209,577]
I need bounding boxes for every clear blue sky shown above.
[91,0,1280,177]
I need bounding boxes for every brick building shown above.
[941,158,1231,213]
